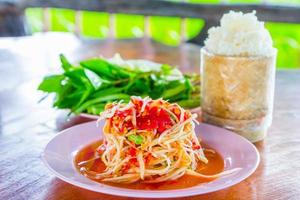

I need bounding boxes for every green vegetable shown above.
[80,59,132,80]
[38,75,64,92]
[60,54,73,72]
[38,55,201,115]
[128,134,144,145]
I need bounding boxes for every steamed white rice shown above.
[204,11,276,57]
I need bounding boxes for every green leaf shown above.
[80,58,132,80]
[64,68,92,89]
[53,83,74,108]
[86,104,106,115]
[56,93,80,108]
[56,89,83,108]
[162,83,186,99]
[60,54,73,72]
[177,97,200,108]
[127,78,150,95]
[150,85,165,99]
[128,134,144,145]
[38,75,64,92]
[91,86,126,98]
[84,68,104,90]
[150,75,167,99]
[184,76,193,99]
[72,88,93,111]
[160,64,172,75]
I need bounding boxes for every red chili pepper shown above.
[128,147,137,157]
[128,158,139,167]
[121,163,130,173]
[184,112,189,120]
[135,106,173,134]
[193,145,201,150]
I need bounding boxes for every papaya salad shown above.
[78,97,237,184]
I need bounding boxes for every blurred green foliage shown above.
[25,0,300,69]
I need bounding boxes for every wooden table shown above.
[0,33,299,200]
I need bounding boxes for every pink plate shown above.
[79,113,100,120]
[42,121,259,198]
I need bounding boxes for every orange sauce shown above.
[74,140,224,190]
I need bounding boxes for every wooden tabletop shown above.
[0,33,300,200]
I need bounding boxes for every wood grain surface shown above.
[0,33,299,200]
